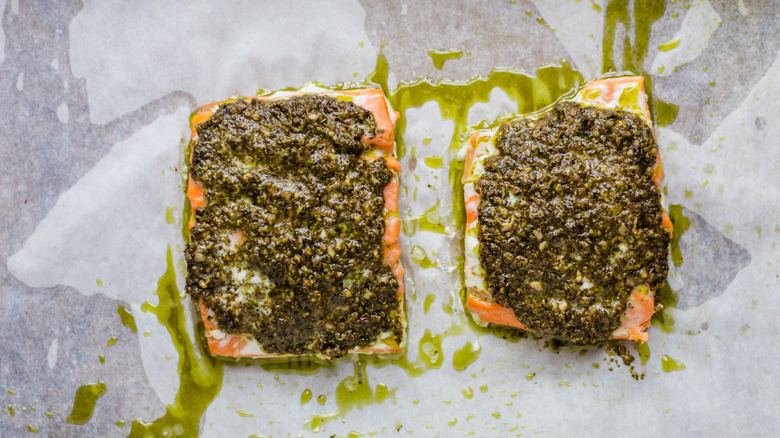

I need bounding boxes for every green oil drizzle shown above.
[8,405,15,416]
[66,382,106,425]
[106,337,117,346]
[423,155,444,169]
[27,425,38,433]
[96,279,102,287]
[165,206,176,224]
[461,387,474,399]
[668,204,690,267]
[652,282,678,334]
[428,49,463,70]
[661,355,686,372]
[602,0,677,126]
[305,413,338,433]
[655,99,679,128]
[128,247,223,437]
[236,410,253,418]
[452,341,481,371]
[658,38,680,52]
[317,394,327,405]
[411,246,437,269]
[116,305,137,334]
[423,293,436,314]
[300,389,313,405]
[404,201,446,235]
[602,0,665,75]
[635,341,651,366]
[418,330,444,368]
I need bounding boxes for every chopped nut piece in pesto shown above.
[475,102,669,344]
[185,94,401,359]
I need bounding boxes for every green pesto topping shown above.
[476,102,669,343]
[186,94,402,358]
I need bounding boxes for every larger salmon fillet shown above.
[185,86,405,360]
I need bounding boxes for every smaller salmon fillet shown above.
[462,77,672,343]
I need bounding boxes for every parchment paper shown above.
[1,1,778,437]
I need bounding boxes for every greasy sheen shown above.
[185,95,401,359]
[475,102,669,343]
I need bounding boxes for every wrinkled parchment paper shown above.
[2,1,779,436]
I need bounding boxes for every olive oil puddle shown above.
[452,340,481,371]
[127,247,223,437]
[117,305,137,334]
[66,382,106,425]
[661,354,686,372]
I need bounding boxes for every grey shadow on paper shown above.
[672,206,752,310]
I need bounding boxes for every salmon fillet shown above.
[186,86,404,359]
[462,77,672,343]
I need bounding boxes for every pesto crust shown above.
[475,101,669,343]
[185,94,402,359]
